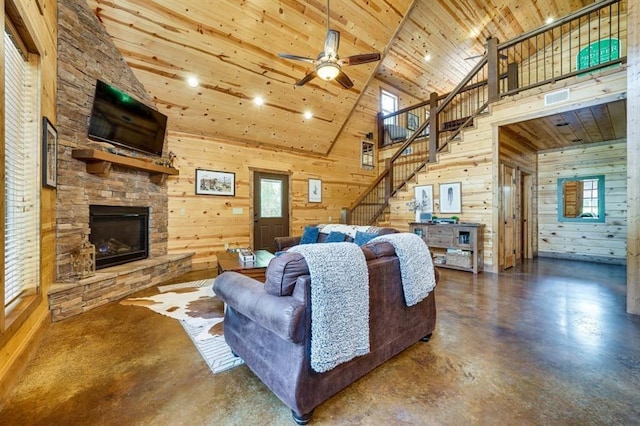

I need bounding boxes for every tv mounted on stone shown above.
[87,80,167,156]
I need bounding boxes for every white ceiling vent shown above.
[544,89,570,106]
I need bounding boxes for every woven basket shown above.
[445,252,471,268]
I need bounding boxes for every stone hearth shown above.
[48,253,192,322]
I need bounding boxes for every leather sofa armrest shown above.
[213,271,306,343]
[273,235,302,252]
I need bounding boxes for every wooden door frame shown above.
[250,168,292,249]
[498,161,536,271]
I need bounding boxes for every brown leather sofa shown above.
[213,239,437,424]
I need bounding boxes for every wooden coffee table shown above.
[216,250,275,282]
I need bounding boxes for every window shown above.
[581,178,599,216]
[3,23,41,315]
[361,141,374,169]
[380,89,398,117]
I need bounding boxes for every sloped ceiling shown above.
[86,0,598,155]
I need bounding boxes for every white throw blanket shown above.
[372,233,437,306]
[289,242,370,373]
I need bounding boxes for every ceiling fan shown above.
[278,0,381,89]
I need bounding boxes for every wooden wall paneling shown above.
[626,0,639,314]
[166,122,378,270]
[537,140,627,262]
[0,0,58,406]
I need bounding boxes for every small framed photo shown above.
[407,112,419,131]
[439,182,462,214]
[42,117,57,188]
[308,178,322,203]
[195,169,235,196]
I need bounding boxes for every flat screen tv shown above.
[88,80,167,156]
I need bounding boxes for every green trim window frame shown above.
[557,175,605,223]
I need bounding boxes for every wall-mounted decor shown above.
[407,112,419,131]
[439,182,461,214]
[308,178,322,203]
[195,169,235,196]
[413,185,433,222]
[42,117,57,188]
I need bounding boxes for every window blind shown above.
[4,30,40,307]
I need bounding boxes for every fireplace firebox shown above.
[89,205,149,269]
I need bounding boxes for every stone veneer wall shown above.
[56,0,171,279]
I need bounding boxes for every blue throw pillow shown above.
[300,226,319,244]
[325,231,346,243]
[354,231,377,246]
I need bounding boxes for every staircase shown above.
[346,0,626,226]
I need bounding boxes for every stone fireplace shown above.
[48,0,192,321]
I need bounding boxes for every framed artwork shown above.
[439,182,462,214]
[308,178,322,203]
[407,112,419,131]
[195,169,235,196]
[414,185,433,222]
[42,117,57,188]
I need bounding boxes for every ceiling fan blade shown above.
[324,30,340,56]
[295,71,317,86]
[335,71,353,89]
[340,53,381,66]
[278,53,316,64]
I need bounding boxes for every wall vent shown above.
[544,89,570,106]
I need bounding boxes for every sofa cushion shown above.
[264,252,309,296]
[354,231,377,246]
[300,226,319,244]
[325,231,346,243]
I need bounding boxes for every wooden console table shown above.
[72,149,179,184]
[410,222,484,274]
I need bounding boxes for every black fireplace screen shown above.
[89,205,149,269]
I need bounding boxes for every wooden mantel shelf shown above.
[72,149,179,184]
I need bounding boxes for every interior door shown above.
[501,164,516,269]
[521,173,533,259]
[253,172,289,251]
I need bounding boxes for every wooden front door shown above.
[501,164,516,269]
[253,172,289,251]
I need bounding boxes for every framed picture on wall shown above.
[308,178,322,203]
[439,182,461,214]
[413,185,433,222]
[195,169,235,196]
[42,117,57,188]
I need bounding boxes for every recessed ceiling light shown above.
[187,76,199,87]
[254,96,265,106]
[303,111,313,120]
[424,54,432,62]
[546,17,554,25]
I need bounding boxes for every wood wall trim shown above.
[627,0,640,314]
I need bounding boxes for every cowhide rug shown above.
[121,279,244,373]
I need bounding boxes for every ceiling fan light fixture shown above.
[316,62,340,81]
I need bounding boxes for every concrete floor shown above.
[1,258,639,425]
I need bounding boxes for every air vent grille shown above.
[544,89,570,106]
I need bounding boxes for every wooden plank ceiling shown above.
[86,0,600,155]
[501,99,627,151]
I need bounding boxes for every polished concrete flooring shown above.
[1,258,639,425]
